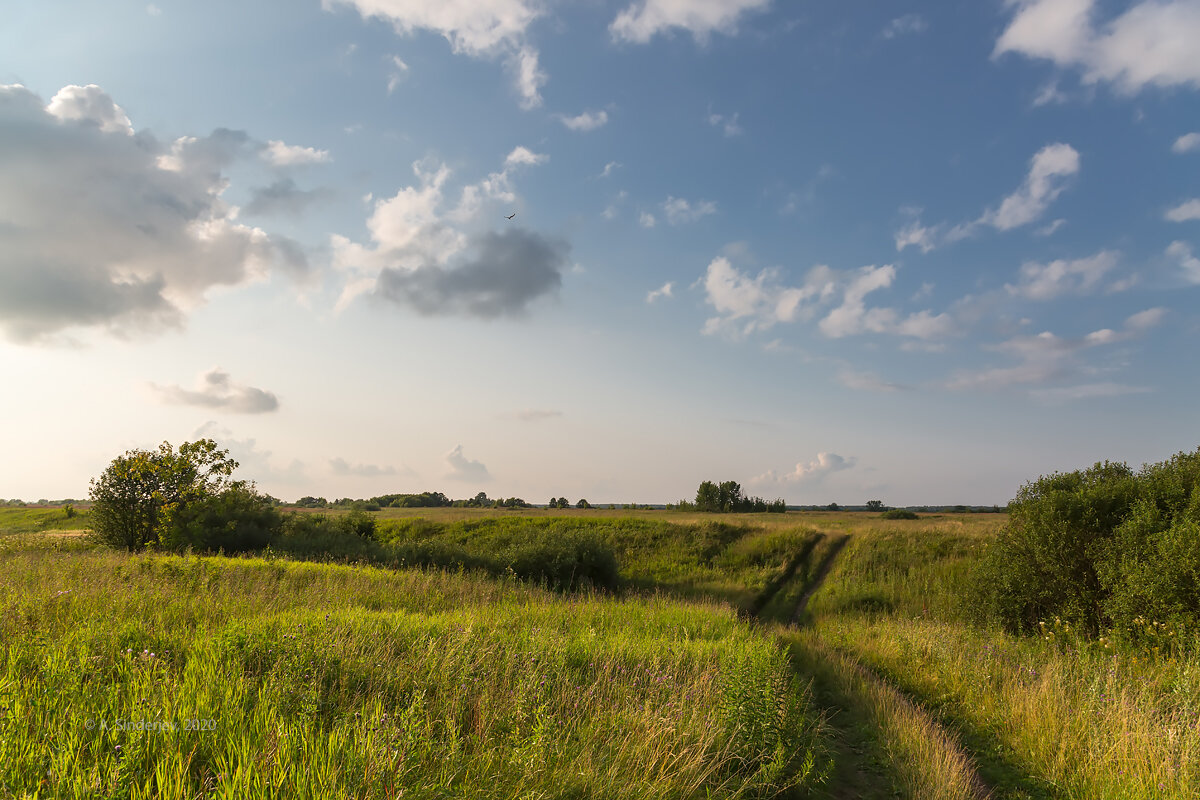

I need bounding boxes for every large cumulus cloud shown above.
[0,83,305,342]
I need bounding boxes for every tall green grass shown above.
[0,548,827,798]
[803,520,1200,798]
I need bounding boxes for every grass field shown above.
[2,507,1196,798]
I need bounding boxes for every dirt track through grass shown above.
[777,532,993,800]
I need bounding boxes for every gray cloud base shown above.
[0,84,306,342]
[375,228,566,318]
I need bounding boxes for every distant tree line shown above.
[674,481,787,514]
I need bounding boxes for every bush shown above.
[879,509,918,520]
[161,485,282,553]
[971,450,1200,639]
[499,532,619,591]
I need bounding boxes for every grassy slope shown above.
[0,525,827,798]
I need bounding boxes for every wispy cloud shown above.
[882,13,927,39]
[646,282,674,303]
[1166,199,1200,222]
[663,196,717,224]
[1173,132,1200,154]
[896,143,1080,251]
[558,110,609,131]
[610,0,772,44]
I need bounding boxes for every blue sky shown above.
[1,0,1198,505]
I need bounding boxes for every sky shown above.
[1,0,1199,506]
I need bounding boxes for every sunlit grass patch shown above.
[0,549,826,798]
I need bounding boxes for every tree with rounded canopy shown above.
[89,439,241,551]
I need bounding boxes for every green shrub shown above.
[161,485,282,553]
[879,509,918,520]
[972,449,1200,640]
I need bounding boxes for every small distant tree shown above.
[575,498,591,509]
[826,502,840,512]
[865,500,885,512]
[695,481,721,512]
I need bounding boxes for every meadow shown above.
[2,505,1198,798]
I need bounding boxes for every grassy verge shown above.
[805,522,1200,799]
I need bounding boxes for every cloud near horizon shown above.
[445,444,490,482]
[151,368,280,414]
[753,452,857,484]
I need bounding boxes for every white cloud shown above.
[882,13,928,39]
[331,154,565,317]
[387,54,410,93]
[445,444,490,482]
[1036,218,1067,236]
[894,218,939,253]
[1032,80,1069,106]
[146,4,162,15]
[511,45,546,109]
[982,143,1080,230]
[818,266,957,341]
[707,109,742,137]
[646,281,674,302]
[1005,250,1119,300]
[639,212,657,228]
[0,84,305,343]
[45,84,133,135]
[324,0,547,107]
[1166,240,1200,283]
[662,196,717,224]
[1165,199,1200,222]
[504,145,548,167]
[754,452,856,484]
[610,0,772,43]
[896,143,1079,251]
[995,0,1200,94]
[263,140,331,167]
[558,109,609,131]
[1172,132,1200,153]
[151,368,280,414]
[701,257,831,337]
[600,161,621,178]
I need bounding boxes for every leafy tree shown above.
[826,503,840,512]
[575,498,591,509]
[89,439,239,552]
[695,481,721,512]
[865,499,886,512]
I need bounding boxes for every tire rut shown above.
[789,534,994,800]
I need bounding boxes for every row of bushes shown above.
[972,448,1200,638]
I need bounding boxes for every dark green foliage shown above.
[575,498,591,509]
[89,439,239,552]
[879,509,918,520]
[865,500,885,512]
[161,485,283,553]
[694,480,785,513]
[294,496,328,508]
[972,449,1200,639]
